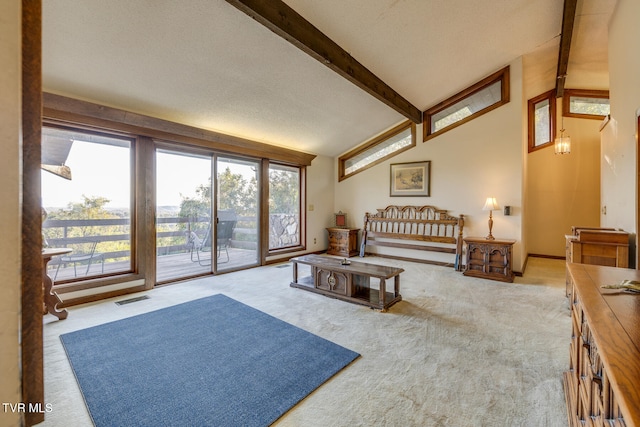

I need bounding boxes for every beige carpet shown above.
[41,256,569,427]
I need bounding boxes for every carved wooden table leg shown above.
[42,248,71,320]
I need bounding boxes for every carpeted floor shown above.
[60,294,359,427]
[42,256,570,427]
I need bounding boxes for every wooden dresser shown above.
[463,237,516,282]
[326,227,359,257]
[564,263,640,427]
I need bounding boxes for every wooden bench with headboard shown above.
[361,205,465,271]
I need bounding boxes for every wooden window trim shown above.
[423,66,510,142]
[22,1,44,424]
[41,122,147,297]
[563,89,610,120]
[338,120,415,182]
[266,162,306,256]
[527,90,556,153]
[42,92,316,166]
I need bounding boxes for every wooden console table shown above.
[290,254,403,311]
[42,248,71,320]
[463,237,516,282]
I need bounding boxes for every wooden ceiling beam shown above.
[555,0,578,98]
[225,0,422,124]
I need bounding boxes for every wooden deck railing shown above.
[43,216,258,264]
[42,213,297,269]
[44,218,134,262]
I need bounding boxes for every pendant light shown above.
[554,114,571,154]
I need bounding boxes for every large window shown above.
[269,164,302,250]
[563,89,610,120]
[338,121,415,181]
[42,94,313,300]
[41,126,133,282]
[527,90,556,153]
[423,66,510,141]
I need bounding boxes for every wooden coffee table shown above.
[289,254,404,311]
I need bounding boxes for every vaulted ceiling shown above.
[42,0,615,158]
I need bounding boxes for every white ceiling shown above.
[42,0,615,158]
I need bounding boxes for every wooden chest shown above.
[326,227,359,257]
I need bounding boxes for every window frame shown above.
[41,122,139,284]
[42,94,313,302]
[423,66,510,141]
[563,89,610,120]
[338,120,416,182]
[267,162,305,254]
[527,89,556,153]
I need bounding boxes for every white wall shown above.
[0,1,23,426]
[335,58,525,271]
[305,155,335,251]
[525,113,602,257]
[604,0,640,258]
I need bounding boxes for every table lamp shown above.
[482,197,499,240]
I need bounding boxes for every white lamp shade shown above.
[482,197,499,211]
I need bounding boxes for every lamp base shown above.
[486,213,495,240]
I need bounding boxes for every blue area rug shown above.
[60,294,359,426]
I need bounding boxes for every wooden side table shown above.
[326,227,359,257]
[42,248,72,320]
[463,237,516,283]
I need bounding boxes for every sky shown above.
[42,140,254,210]
[42,140,133,209]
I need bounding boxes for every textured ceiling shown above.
[42,0,615,158]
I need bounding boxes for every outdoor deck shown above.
[49,247,260,285]
[43,214,301,286]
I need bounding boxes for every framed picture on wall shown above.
[390,161,431,197]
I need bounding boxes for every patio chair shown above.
[188,226,212,266]
[216,219,236,263]
[188,211,237,266]
[53,241,104,280]
[216,209,237,264]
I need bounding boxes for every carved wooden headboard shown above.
[361,205,465,270]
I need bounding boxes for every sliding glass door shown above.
[216,157,260,271]
[156,149,213,282]
[156,150,260,282]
